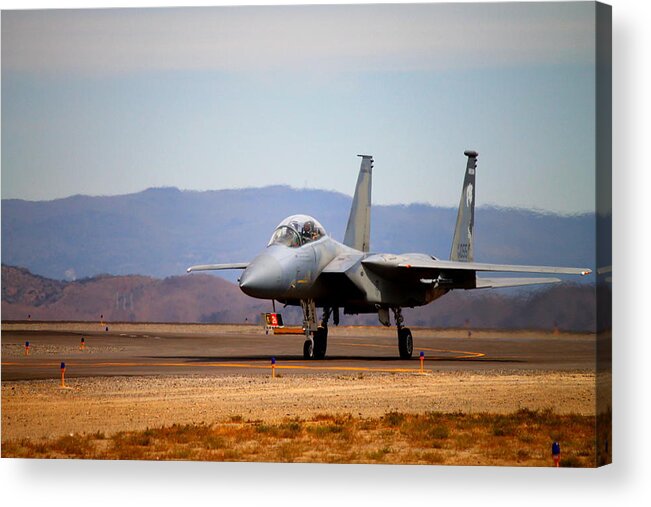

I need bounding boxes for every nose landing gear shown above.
[301,299,317,359]
[300,300,331,360]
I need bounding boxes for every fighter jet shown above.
[188,151,591,359]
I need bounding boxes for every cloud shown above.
[2,3,595,76]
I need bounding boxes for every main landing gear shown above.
[300,300,334,360]
[393,307,413,359]
[313,325,327,360]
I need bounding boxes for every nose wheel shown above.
[302,327,328,359]
[303,339,314,359]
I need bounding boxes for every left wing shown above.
[187,263,249,273]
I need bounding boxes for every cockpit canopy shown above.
[267,214,327,248]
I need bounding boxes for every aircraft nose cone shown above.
[239,254,283,298]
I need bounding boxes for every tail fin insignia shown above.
[450,150,478,262]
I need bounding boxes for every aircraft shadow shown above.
[146,355,524,364]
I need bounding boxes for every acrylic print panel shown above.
[1,1,611,467]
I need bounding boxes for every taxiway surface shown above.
[1,324,597,381]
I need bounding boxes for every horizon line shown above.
[1,184,596,217]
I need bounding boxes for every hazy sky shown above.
[2,2,597,213]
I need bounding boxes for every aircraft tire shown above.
[398,328,413,359]
[313,327,328,359]
[303,339,314,359]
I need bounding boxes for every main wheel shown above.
[303,339,314,359]
[398,327,413,359]
[313,326,328,359]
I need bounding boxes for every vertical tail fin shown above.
[449,150,478,262]
[344,155,373,252]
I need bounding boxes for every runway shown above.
[1,323,597,381]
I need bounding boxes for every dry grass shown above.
[1,409,606,467]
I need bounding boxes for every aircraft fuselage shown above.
[239,237,449,313]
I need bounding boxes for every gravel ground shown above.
[1,370,599,442]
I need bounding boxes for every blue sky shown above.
[2,2,597,213]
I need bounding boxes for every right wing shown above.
[474,277,562,289]
[187,263,249,273]
[362,254,590,276]
[362,253,590,289]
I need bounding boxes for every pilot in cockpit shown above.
[302,220,316,242]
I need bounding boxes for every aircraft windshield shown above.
[267,215,326,248]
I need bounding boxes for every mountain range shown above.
[2,186,595,282]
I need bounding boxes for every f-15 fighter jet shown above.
[188,151,591,359]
